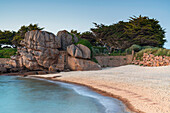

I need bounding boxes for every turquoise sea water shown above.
[0,76,129,113]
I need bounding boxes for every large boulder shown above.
[13,30,62,70]
[57,30,78,50]
[68,56,101,71]
[67,44,91,59]
[77,44,91,59]
[67,44,101,71]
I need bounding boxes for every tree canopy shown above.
[125,15,166,47]
[12,24,44,46]
[0,30,16,45]
[0,24,44,47]
[0,16,166,49]
[91,15,166,50]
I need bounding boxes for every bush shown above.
[125,44,142,54]
[135,48,170,60]
[142,46,155,49]
[167,51,170,56]
[130,44,142,52]
[93,46,108,55]
[0,48,17,58]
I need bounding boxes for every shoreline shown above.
[0,74,134,112]
[35,76,142,113]
[1,65,170,113]
[29,65,170,113]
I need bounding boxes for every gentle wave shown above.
[27,77,129,113]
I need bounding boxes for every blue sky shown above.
[0,0,170,48]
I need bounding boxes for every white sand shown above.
[30,65,170,113]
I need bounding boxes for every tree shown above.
[91,21,131,50]
[70,30,81,37]
[12,24,44,47]
[0,30,16,45]
[70,30,97,46]
[91,15,166,50]
[124,15,166,47]
[80,31,97,46]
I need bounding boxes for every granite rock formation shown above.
[9,30,77,71]
[67,44,91,59]
[67,44,101,71]
[6,30,100,72]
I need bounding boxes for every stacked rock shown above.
[132,53,170,67]
[5,30,101,73]
[67,44,101,71]
[9,30,78,71]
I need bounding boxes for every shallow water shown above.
[0,76,128,113]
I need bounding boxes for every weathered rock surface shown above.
[67,44,91,59]
[3,30,101,73]
[49,65,59,72]
[68,56,101,71]
[67,44,101,71]
[77,44,91,59]
[57,30,78,50]
[8,30,78,71]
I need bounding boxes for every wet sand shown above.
[30,65,170,113]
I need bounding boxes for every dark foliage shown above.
[12,24,44,46]
[0,30,16,45]
[91,15,166,50]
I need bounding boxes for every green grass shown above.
[0,48,17,58]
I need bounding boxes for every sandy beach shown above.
[30,65,170,113]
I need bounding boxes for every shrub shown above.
[167,51,170,56]
[130,44,142,52]
[154,48,167,56]
[125,44,142,54]
[135,48,170,60]
[0,48,17,58]
[93,46,108,55]
[142,46,155,49]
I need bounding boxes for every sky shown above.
[0,0,170,48]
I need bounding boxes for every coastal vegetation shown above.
[0,48,17,58]
[71,15,166,51]
[70,15,166,56]
[0,15,167,58]
[135,48,170,60]
[0,24,44,47]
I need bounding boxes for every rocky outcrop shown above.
[57,30,78,50]
[68,56,101,71]
[67,44,101,71]
[132,53,170,67]
[9,30,77,71]
[2,30,101,74]
[67,44,91,59]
